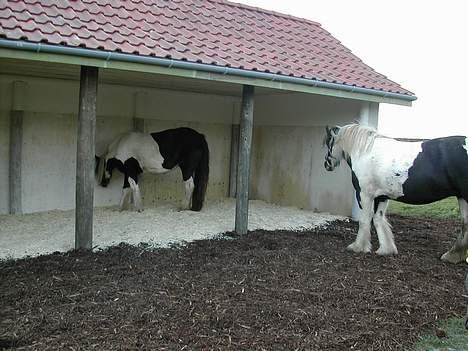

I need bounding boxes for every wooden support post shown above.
[9,110,23,214]
[235,85,254,235]
[229,124,239,197]
[75,66,98,250]
[133,118,145,133]
[9,81,27,215]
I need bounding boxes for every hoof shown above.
[376,247,398,256]
[347,241,371,253]
[440,250,464,264]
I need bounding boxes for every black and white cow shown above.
[324,123,468,263]
[96,127,209,212]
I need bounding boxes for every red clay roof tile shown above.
[0,0,413,96]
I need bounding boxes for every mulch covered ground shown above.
[1,215,466,350]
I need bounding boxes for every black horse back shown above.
[151,127,205,169]
[398,136,468,204]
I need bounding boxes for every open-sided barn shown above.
[0,0,415,252]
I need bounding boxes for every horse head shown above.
[324,125,342,171]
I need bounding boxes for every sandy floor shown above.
[0,199,344,260]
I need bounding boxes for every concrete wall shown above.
[0,74,373,216]
[249,93,363,216]
[0,75,236,214]
[250,126,353,215]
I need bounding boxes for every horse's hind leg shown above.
[128,178,143,212]
[183,177,195,210]
[124,158,143,212]
[179,157,198,210]
[347,195,373,253]
[373,200,398,255]
[119,178,132,211]
[441,198,468,263]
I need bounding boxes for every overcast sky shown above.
[240,0,468,138]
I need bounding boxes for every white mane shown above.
[335,124,380,156]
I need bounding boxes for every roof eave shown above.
[0,39,416,106]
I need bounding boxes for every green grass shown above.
[414,317,468,351]
[388,197,460,220]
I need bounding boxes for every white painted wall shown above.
[0,74,372,216]
[0,75,236,214]
[250,126,354,215]
[250,93,363,216]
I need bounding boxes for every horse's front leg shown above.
[119,185,132,211]
[373,199,398,255]
[347,194,373,253]
[128,177,143,212]
[441,198,468,263]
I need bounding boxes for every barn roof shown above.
[0,0,414,101]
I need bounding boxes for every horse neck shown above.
[336,126,377,159]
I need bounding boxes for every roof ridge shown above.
[208,0,322,27]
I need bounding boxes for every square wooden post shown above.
[235,85,254,235]
[229,124,239,198]
[75,66,98,250]
[9,110,23,214]
[9,81,27,215]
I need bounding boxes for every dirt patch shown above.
[0,215,466,350]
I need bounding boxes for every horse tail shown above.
[191,135,209,211]
[95,155,105,185]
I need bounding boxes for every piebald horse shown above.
[96,127,209,211]
[324,123,468,263]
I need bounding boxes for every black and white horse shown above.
[323,123,468,263]
[95,127,209,212]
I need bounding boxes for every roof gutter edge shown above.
[0,39,417,102]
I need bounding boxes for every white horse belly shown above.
[143,162,169,174]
